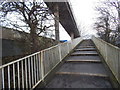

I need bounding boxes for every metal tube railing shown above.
[0,37,83,89]
[92,36,120,84]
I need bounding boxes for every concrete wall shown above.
[2,39,30,57]
[1,26,58,64]
[1,26,27,40]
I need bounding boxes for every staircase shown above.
[45,39,112,88]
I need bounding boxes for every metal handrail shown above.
[0,37,83,89]
[0,52,40,69]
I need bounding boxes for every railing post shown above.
[0,27,2,89]
[105,43,108,62]
[41,51,44,81]
[118,51,120,84]
[59,44,62,61]
[0,68,2,89]
[67,42,69,54]
[0,65,2,89]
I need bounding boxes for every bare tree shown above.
[94,0,120,46]
[95,15,111,42]
[0,1,54,53]
[103,0,120,32]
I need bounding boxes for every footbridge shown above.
[0,36,120,89]
[44,0,80,39]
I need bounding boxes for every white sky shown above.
[60,0,98,40]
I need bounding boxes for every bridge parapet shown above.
[92,36,120,85]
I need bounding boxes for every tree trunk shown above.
[30,27,39,53]
[54,3,59,42]
[105,16,110,42]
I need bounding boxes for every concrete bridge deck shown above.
[44,40,113,88]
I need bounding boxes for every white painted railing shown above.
[92,36,120,84]
[0,37,83,89]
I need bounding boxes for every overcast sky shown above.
[1,0,99,40]
[60,0,98,40]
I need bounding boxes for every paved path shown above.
[45,39,112,88]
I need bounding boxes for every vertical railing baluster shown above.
[28,57,31,88]
[2,68,5,88]
[39,53,41,80]
[34,55,37,84]
[8,66,10,88]
[13,64,15,88]
[41,51,44,81]
[21,60,24,88]
[17,62,20,88]
[31,56,34,86]
[25,60,28,88]
[51,50,53,66]
[36,54,39,81]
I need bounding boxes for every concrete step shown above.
[71,51,98,56]
[66,56,101,61]
[65,60,101,63]
[72,51,98,54]
[45,74,112,88]
[57,63,108,76]
[79,40,95,46]
[75,48,96,51]
[71,53,98,56]
[56,72,108,78]
[77,46,95,49]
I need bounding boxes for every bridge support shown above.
[54,3,59,42]
[70,33,75,40]
[0,28,2,89]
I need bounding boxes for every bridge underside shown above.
[44,2,80,38]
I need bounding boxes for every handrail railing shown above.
[0,37,83,89]
[92,36,120,84]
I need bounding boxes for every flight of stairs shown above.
[45,39,112,88]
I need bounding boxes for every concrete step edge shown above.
[78,46,95,48]
[75,49,96,51]
[65,60,101,63]
[56,72,108,78]
[71,53,99,56]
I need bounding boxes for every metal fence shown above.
[0,37,83,89]
[92,36,120,84]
